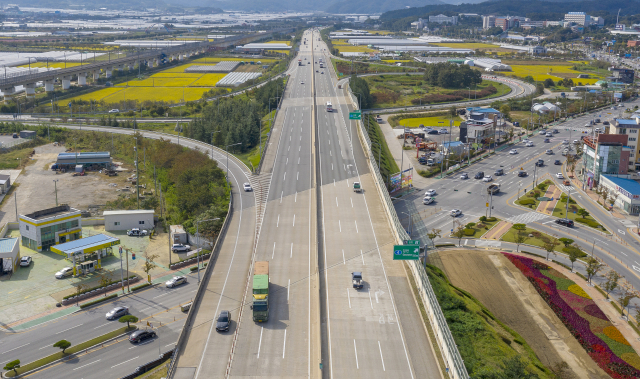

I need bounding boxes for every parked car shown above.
[460,173,468,179]
[129,330,156,343]
[171,244,191,253]
[106,306,129,320]
[166,276,188,288]
[603,121,610,125]
[55,267,73,279]
[556,173,564,179]
[555,218,574,227]
[495,168,504,176]
[482,175,493,182]
[595,118,601,123]
[243,183,252,192]
[438,128,448,134]
[509,149,518,155]
[427,130,439,135]
[474,172,485,179]
[216,310,231,332]
[127,228,148,237]
[424,189,436,196]
[450,209,462,217]
[20,256,32,267]
[423,196,434,205]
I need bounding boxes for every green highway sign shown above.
[393,244,419,260]
[404,240,420,246]
[349,112,361,120]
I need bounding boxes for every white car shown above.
[546,149,554,155]
[424,189,436,196]
[460,173,468,179]
[171,244,191,253]
[55,267,73,279]
[20,256,32,267]
[545,133,552,137]
[108,109,120,114]
[300,81,304,84]
[243,183,252,192]
[127,228,148,237]
[562,139,569,144]
[166,276,188,288]
[525,141,534,147]
[556,173,564,179]
[538,130,546,135]
[423,197,434,205]
[450,209,462,217]
[482,175,493,182]
[509,149,518,155]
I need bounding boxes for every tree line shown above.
[423,62,482,89]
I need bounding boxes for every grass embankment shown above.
[364,74,510,108]
[133,358,171,379]
[426,264,552,377]
[501,226,565,254]
[235,110,275,169]
[364,115,399,180]
[462,217,500,238]
[5,326,136,377]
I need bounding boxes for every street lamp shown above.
[195,217,220,283]
[210,130,221,160]
[53,179,59,206]
[225,142,242,182]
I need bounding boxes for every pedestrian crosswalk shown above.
[555,183,572,193]
[506,212,549,225]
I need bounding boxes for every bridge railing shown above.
[345,83,469,379]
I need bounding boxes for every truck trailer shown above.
[252,261,269,322]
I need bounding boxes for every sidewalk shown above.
[536,184,561,215]
[483,221,512,240]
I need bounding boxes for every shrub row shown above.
[562,246,587,258]
[131,283,152,292]
[574,217,603,229]
[451,85,497,98]
[63,275,137,299]
[518,198,536,206]
[79,294,118,309]
[463,228,475,236]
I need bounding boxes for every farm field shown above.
[430,42,499,49]
[18,62,82,69]
[398,115,461,128]
[433,249,609,378]
[191,57,279,64]
[507,63,603,84]
[71,86,213,103]
[266,40,291,45]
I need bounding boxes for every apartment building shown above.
[582,134,631,187]
[429,14,458,25]
[609,118,640,171]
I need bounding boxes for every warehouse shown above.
[103,210,155,232]
[55,151,112,171]
[19,204,82,251]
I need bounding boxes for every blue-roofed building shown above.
[0,237,19,273]
[51,234,120,275]
[465,107,502,119]
[600,175,640,214]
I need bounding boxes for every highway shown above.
[393,96,640,303]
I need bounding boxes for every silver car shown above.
[106,306,129,320]
[55,267,73,279]
[166,276,188,288]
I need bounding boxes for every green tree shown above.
[568,245,581,271]
[558,238,574,247]
[542,236,560,261]
[513,230,529,252]
[523,75,535,84]
[142,252,159,283]
[577,208,590,219]
[603,270,621,299]
[4,360,20,375]
[426,228,442,248]
[452,224,466,246]
[535,83,545,95]
[53,340,71,353]
[544,78,555,88]
[617,283,638,318]
[499,104,511,119]
[585,257,605,284]
[119,315,139,328]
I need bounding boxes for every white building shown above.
[0,237,19,273]
[19,205,82,251]
[429,14,458,25]
[482,15,496,29]
[411,18,426,30]
[565,12,590,26]
[103,210,154,232]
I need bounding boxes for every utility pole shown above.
[135,137,139,209]
[53,179,59,206]
[119,246,124,294]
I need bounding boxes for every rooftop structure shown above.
[184,61,239,73]
[216,72,262,87]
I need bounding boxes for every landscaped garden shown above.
[501,224,565,254]
[504,253,640,378]
[515,180,554,209]
[553,194,608,232]
[460,216,500,238]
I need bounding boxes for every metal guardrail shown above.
[345,86,469,379]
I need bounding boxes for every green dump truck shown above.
[252,261,269,322]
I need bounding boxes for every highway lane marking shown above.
[290,243,293,258]
[330,150,332,156]
[287,279,291,301]
[353,340,359,369]
[153,293,169,299]
[111,356,139,368]
[283,329,287,359]
[73,359,101,370]
[368,288,374,309]
[297,172,299,181]
[284,172,286,181]
[336,197,338,207]
[342,249,346,265]
[621,252,628,256]
[56,324,83,334]
[347,289,351,308]
[293,214,296,226]
[355,220,358,233]
[295,191,297,202]
[361,250,365,265]
[1,343,29,354]
[280,191,283,203]
[272,242,276,260]
[298,157,300,164]
[257,326,263,359]
[93,322,111,330]
[351,198,353,208]
[139,306,155,312]
[378,341,386,371]
[339,220,342,232]
[38,345,49,350]
[286,157,288,165]
[277,214,280,227]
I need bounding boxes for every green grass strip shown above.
[5,326,136,377]
[79,293,118,309]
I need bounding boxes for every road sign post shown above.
[393,243,420,260]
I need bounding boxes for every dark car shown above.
[216,310,231,332]
[536,159,544,167]
[106,306,129,320]
[427,130,439,135]
[553,129,559,134]
[555,218,574,227]
[603,121,610,125]
[518,170,527,177]
[544,138,550,143]
[554,160,561,165]
[495,168,504,176]
[129,330,156,343]
[474,171,485,179]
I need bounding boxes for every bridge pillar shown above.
[155,58,160,67]
[44,79,54,92]
[128,64,134,71]
[25,83,36,98]
[178,54,184,61]
[93,70,100,80]
[105,68,112,78]
[61,76,71,90]
[117,65,124,72]
[2,86,15,102]
[77,73,87,86]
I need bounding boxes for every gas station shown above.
[51,234,120,276]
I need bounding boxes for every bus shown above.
[326,101,332,112]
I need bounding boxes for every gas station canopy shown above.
[51,233,120,258]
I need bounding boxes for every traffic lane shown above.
[0,278,196,366]
[26,324,180,379]
[317,106,355,184]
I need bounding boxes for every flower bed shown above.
[503,253,640,378]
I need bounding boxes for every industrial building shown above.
[0,174,11,194]
[468,58,512,71]
[55,151,112,171]
[103,210,154,232]
[19,204,82,251]
[235,43,291,53]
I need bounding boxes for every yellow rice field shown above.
[399,116,461,128]
[336,45,377,53]
[191,57,279,64]
[189,74,228,87]
[72,86,216,103]
[267,40,291,46]
[18,62,82,69]
[508,64,603,84]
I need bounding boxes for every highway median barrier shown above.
[3,326,137,378]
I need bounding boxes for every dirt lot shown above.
[0,143,133,225]
[433,249,608,379]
